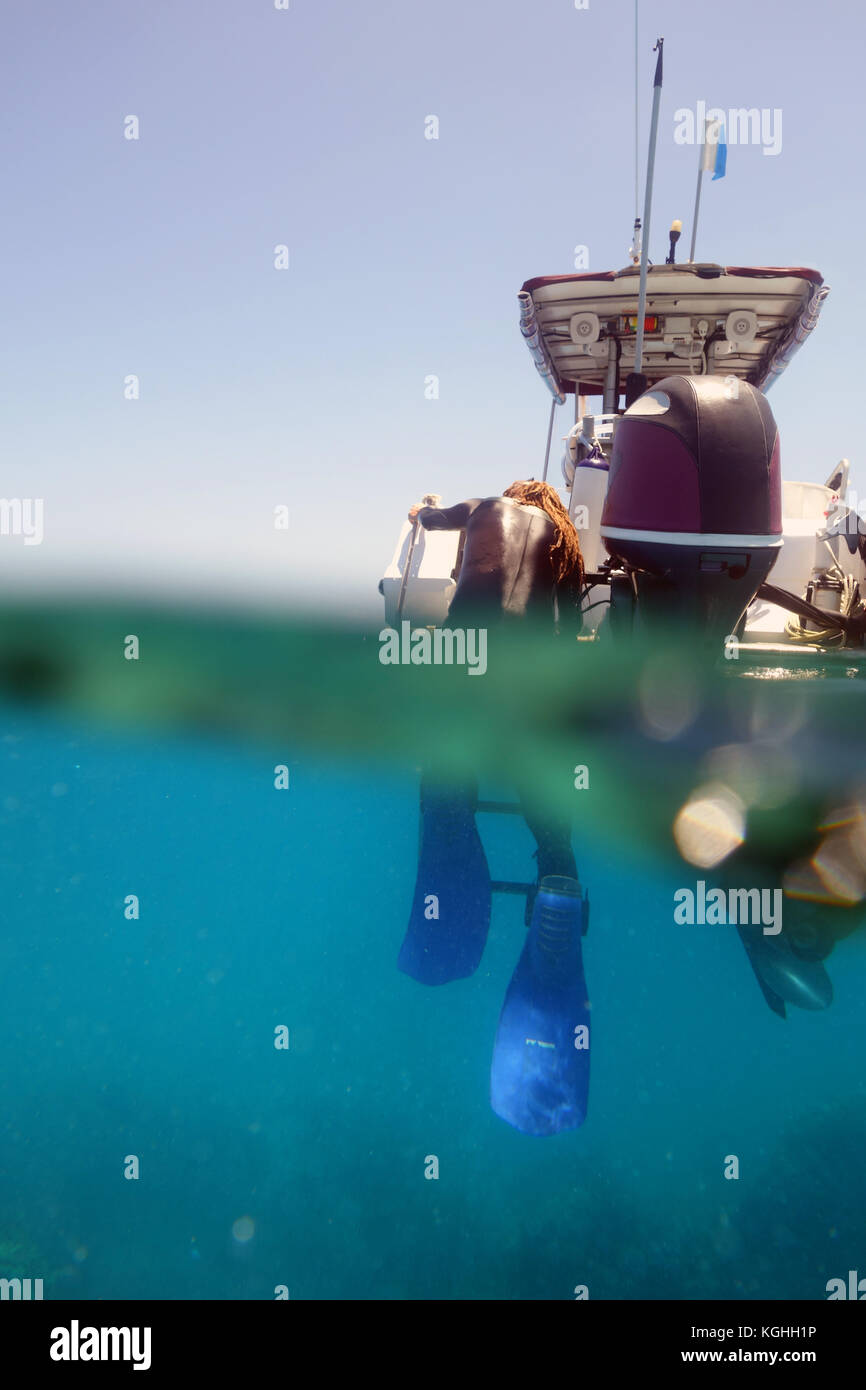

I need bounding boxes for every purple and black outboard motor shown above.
[600,375,783,640]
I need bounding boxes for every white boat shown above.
[383,257,865,668]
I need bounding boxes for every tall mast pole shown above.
[688,128,705,262]
[634,0,639,224]
[628,37,664,408]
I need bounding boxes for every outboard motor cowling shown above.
[600,376,782,639]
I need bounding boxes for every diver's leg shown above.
[397,771,492,985]
[518,786,577,882]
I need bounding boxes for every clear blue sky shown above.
[2,0,863,617]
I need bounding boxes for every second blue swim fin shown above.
[491,875,590,1136]
[398,781,492,985]
[737,923,833,1016]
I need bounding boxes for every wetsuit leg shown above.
[397,770,492,984]
[518,785,577,881]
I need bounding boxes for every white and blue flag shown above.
[701,117,727,180]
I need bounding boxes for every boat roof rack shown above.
[518,263,828,403]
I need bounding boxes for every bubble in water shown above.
[232,1216,255,1244]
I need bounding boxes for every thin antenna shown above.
[628,37,664,406]
[634,0,639,220]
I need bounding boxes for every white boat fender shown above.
[569,444,610,574]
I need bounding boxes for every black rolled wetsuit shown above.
[417,495,578,879]
[417,496,578,628]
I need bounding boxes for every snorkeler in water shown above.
[397,482,591,1136]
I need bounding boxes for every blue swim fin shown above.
[737,924,833,1015]
[490,875,590,1135]
[398,781,491,985]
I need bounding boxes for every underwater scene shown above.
[0,607,863,1302]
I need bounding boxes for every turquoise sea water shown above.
[1,698,864,1301]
